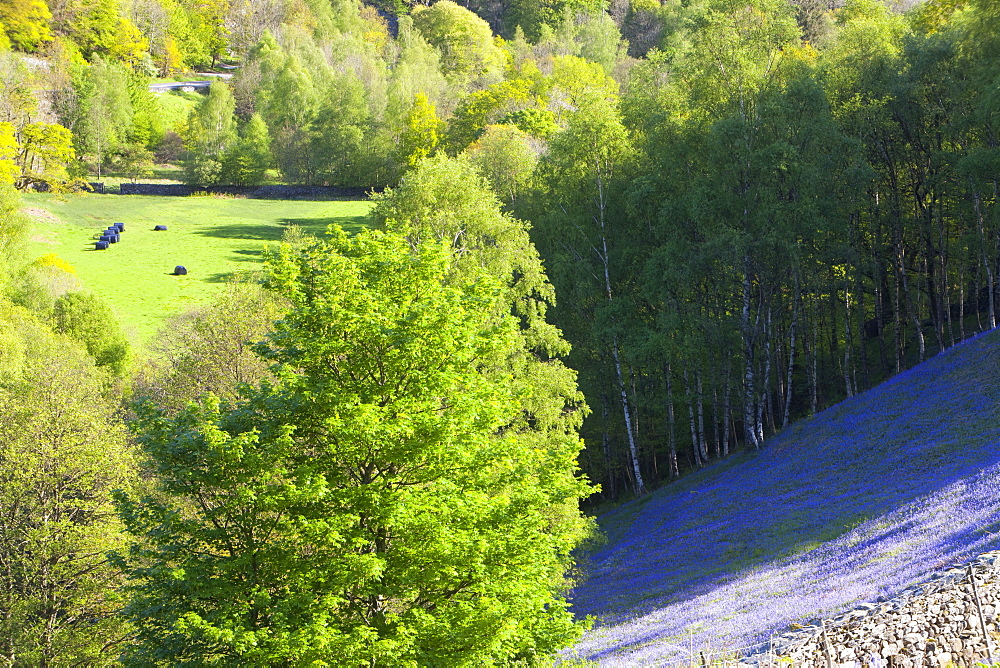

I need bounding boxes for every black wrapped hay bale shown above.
[174,265,187,276]
[95,241,108,250]
[154,225,167,231]
[100,235,113,243]
[113,222,124,231]
[108,234,119,243]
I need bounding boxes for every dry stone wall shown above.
[118,184,373,199]
[762,551,1000,667]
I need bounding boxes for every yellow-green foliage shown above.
[31,252,76,274]
[0,122,16,187]
[0,0,51,52]
[17,122,75,188]
[400,92,443,167]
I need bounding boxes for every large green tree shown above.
[117,228,592,665]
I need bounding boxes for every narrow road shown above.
[149,80,212,92]
[148,73,233,93]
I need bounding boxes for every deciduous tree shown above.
[116,228,592,665]
[0,303,136,665]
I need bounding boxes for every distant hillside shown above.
[568,328,1000,663]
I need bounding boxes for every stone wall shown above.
[766,552,1000,666]
[118,183,373,199]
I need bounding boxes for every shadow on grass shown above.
[229,248,265,263]
[281,216,370,236]
[194,224,286,241]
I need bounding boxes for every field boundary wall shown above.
[119,184,373,199]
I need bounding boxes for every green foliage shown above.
[371,153,565,350]
[10,253,81,319]
[257,52,322,184]
[445,77,536,153]
[142,277,286,412]
[222,113,272,186]
[369,156,589,527]
[65,0,148,66]
[0,50,37,129]
[126,69,164,149]
[504,0,608,42]
[117,228,591,664]
[183,80,237,185]
[545,55,619,120]
[52,291,131,375]
[389,17,450,114]
[411,0,505,88]
[502,107,559,138]
[466,122,539,202]
[309,72,373,187]
[0,301,136,664]
[112,142,155,182]
[75,57,134,179]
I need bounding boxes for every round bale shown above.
[174,265,187,276]
[95,241,108,250]
[113,222,125,232]
[100,235,113,243]
[154,225,167,231]
[108,235,119,243]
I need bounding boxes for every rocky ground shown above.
[758,551,1000,666]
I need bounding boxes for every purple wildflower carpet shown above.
[568,328,1000,664]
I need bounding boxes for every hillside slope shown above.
[568,328,1000,663]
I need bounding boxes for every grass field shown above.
[24,192,372,347]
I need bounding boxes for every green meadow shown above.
[24,193,373,346]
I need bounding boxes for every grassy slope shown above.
[25,193,372,346]
[569,328,1000,662]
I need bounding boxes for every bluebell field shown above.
[568,328,1000,663]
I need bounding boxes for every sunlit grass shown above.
[24,192,373,347]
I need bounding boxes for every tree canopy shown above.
[116,227,593,664]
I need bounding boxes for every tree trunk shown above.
[741,261,759,448]
[722,362,732,457]
[601,394,616,499]
[696,370,708,463]
[712,387,720,459]
[684,366,703,468]
[843,279,854,399]
[899,246,926,363]
[973,183,996,330]
[665,363,678,478]
[783,277,799,428]
[612,338,645,495]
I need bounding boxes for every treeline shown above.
[0,0,636,189]
[178,0,633,188]
[513,0,1000,499]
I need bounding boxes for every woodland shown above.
[0,0,998,661]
